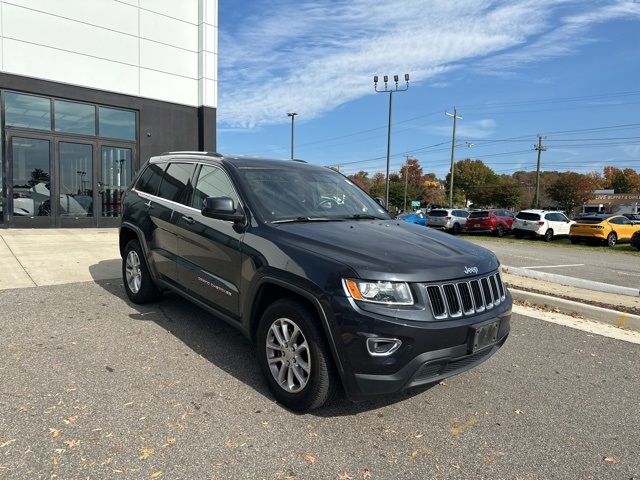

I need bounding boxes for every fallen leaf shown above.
[150,471,162,479]
[514,409,525,415]
[0,439,16,448]
[52,457,60,465]
[603,456,618,464]
[49,428,61,439]
[63,439,80,449]
[336,473,354,480]
[111,444,123,453]
[175,423,186,430]
[438,381,448,386]
[224,441,237,449]
[139,447,154,460]
[63,416,77,425]
[360,468,372,480]
[163,438,176,448]
[65,388,77,393]
[450,416,479,436]
[302,453,317,464]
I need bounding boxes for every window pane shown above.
[157,163,195,204]
[11,137,51,217]
[59,142,93,217]
[99,107,135,140]
[55,100,96,135]
[101,147,132,218]
[5,92,51,130]
[192,165,239,210]
[135,163,165,196]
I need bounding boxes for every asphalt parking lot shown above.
[1,279,638,479]
[464,235,640,288]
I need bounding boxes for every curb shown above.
[510,288,640,332]
[502,265,639,297]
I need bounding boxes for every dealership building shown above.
[0,0,218,228]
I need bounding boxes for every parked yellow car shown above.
[570,214,640,247]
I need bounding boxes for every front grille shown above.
[425,272,506,320]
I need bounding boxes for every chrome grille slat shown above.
[426,271,506,320]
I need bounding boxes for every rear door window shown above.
[429,210,448,217]
[156,162,196,204]
[469,211,489,219]
[135,162,166,196]
[517,212,541,221]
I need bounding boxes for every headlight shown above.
[343,279,413,305]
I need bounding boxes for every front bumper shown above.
[329,293,512,400]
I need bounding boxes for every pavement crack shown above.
[0,235,37,287]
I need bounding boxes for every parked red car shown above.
[466,209,515,237]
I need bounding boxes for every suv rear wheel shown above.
[451,223,461,235]
[495,224,505,237]
[257,298,337,411]
[543,229,554,242]
[122,239,162,304]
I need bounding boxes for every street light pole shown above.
[374,74,410,209]
[287,112,297,160]
[445,108,463,208]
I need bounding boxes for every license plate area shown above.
[471,320,499,353]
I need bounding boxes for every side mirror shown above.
[201,196,245,223]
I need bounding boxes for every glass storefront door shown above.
[99,145,132,226]
[9,136,53,227]
[58,141,96,227]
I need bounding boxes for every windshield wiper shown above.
[271,216,345,224]
[340,214,386,220]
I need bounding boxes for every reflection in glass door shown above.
[59,142,94,225]
[10,137,52,226]
[100,146,131,221]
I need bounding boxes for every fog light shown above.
[366,337,402,356]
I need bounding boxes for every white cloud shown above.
[427,118,497,139]
[218,0,640,128]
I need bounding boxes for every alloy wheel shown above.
[266,318,311,393]
[607,233,617,247]
[125,250,142,294]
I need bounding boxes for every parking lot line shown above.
[521,264,585,269]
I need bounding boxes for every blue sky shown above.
[216,0,640,179]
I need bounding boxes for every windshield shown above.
[236,166,391,222]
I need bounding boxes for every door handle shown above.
[181,215,195,225]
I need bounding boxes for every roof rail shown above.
[292,158,307,163]
[160,151,223,157]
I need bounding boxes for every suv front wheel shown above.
[257,298,337,411]
[122,239,162,304]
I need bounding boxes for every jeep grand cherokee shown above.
[119,152,511,411]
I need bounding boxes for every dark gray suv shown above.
[119,152,511,411]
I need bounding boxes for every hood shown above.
[271,220,499,282]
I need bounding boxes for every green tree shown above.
[546,172,594,215]
[445,159,498,206]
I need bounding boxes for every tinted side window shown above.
[608,217,624,225]
[135,163,165,195]
[192,165,239,209]
[157,162,195,204]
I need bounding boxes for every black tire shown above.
[122,239,162,304]
[495,225,505,237]
[570,237,580,245]
[543,229,554,242]
[606,232,617,247]
[256,298,337,412]
[451,223,461,235]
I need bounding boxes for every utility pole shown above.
[533,134,546,209]
[287,112,297,160]
[445,108,462,208]
[374,74,410,209]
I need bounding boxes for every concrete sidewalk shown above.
[0,228,119,290]
[1,228,637,329]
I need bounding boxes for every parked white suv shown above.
[428,209,469,234]
[513,210,574,241]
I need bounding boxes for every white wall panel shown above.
[3,3,139,65]
[5,0,139,36]
[3,38,139,96]
[140,10,198,52]
[199,78,216,108]
[140,39,198,79]
[198,51,216,81]
[201,0,218,27]
[141,0,198,25]
[140,68,198,106]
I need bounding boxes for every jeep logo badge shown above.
[464,266,479,275]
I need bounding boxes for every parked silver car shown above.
[428,208,469,234]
